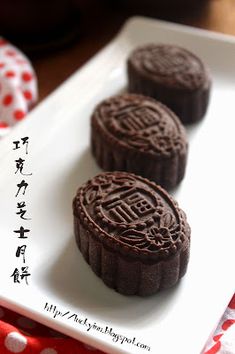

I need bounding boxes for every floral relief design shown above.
[119,211,179,252]
[82,173,180,254]
[100,97,182,155]
[84,174,136,205]
[84,185,99,205]
[119,229,148,248]
[136,45,205,89]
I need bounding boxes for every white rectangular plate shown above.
[1,17,235,354]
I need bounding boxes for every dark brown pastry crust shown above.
[127,44,211,124]
[73,171,190,296]
[91,94,188,190]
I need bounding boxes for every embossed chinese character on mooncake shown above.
[127,44,211,124]
[73,171,190,296]
[91,94,188,190]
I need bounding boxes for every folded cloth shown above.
[203,294,235,354]
[0,37,38,137]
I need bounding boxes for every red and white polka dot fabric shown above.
[0,37,37,137]
[204,294,235,354]
[0,306,105,354]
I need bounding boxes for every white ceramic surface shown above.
[0,17,235,354]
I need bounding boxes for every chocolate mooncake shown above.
[127,44,211,124]
[91,94,188,190]
[73,171,190,296]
